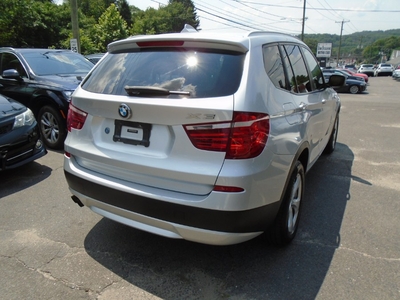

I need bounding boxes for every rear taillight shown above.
[67,103,88,132]
[184,112,269,159]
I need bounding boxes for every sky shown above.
[129,0,400,36]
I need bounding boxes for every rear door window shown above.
[82,49,245,98]
[282,45,312,94]
[301,47,325,90]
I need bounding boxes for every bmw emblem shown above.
[118,103,131,119]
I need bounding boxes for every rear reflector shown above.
[184,112,269,159]
[213,185,244,193]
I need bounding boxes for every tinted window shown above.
[279,45,297,93]
[1,53,27,78]
[22,51,93,75]
[283,45,311,94]
[82,49,245,98]
[302,47,325,90]
[263,45,288,90]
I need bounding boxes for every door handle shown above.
[299,103,307,110]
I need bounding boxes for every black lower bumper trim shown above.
[64,171,281,233]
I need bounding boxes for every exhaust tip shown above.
[71,195,84,207]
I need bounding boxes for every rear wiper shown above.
[124,86,190,96]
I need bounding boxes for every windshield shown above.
[23,51,94,76]
[81,49,245,98]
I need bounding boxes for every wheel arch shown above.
[275,142,309,212]
[31,94,68,120]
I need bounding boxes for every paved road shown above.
[1,77,399,300]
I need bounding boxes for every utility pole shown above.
[335,20,349,67]
[71,0,81,53]
[301,0,306,41]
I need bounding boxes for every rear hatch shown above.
[69,34,249,195]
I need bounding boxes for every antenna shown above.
[181,24,198,33]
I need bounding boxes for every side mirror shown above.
[2,69,22,80]
[327,74,345,87]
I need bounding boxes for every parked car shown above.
[0,48,94,149]
[0,93,47,171]
[85,53,105,64]
[374,63,394,77]
[344,64,357,72]
[392,68,400,80]
[64,28,345,246]
[323,70,367,94]
[340,68,369,83]
[357,64,375,76]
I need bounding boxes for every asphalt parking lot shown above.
[1,76,399,300]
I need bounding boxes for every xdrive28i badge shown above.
[118,103,131,119]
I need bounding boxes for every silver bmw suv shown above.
[64,28,344,246]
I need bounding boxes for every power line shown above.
[235,1,400,13]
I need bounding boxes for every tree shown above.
[303,38,318,56]
[131,1,200,35]
[116,0,132,27]
[168,0,199,30]
[78,0,108,20]
[93,4,129,52]
[362,36,400,63]
[0,0,67,48]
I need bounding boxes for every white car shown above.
[374,63,394,77]
[64,27,344,246]
[392,68,400,80]
[357,64,375,77]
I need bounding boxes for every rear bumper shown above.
[375,71,393,76]
[358,70,374,76]
[64,170,281,245]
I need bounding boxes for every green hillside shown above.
[303,29,400,63]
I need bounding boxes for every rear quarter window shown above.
[81,49,245,98]
[263,44,288,90]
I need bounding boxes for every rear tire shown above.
[349,85,359,94]
[38,105,66,150]
[265,161,305,246]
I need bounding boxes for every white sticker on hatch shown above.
[121,126,143,140]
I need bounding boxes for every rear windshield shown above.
[362,64,373,67]
[381,64,391,67]
[81,49,245,98]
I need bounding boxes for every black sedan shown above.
[0,94,47,171]
[323,70,367,94]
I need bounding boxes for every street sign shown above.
[316,43,332,58]
[70,39,78,52]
